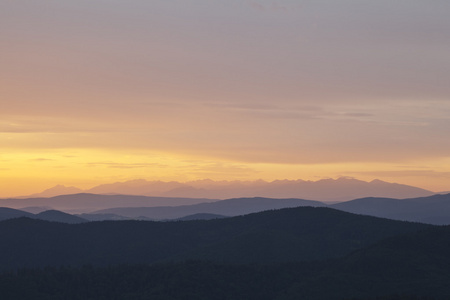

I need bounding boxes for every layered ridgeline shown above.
[0,197,324,221]
[1,207,449,299]
[2,193,450,224]
[89,193,450,224]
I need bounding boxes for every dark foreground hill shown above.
[280,225,450,300]
[2,226,450,299]
[0,207,428,270]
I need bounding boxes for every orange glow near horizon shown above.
[1,148,449,198]
[2,1,450,198]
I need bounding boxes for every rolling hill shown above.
[34,210,87,224]
[0,207,429,271]
[331,193,450,224]
[0,207,34,221]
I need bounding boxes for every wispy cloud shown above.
[204,102,326,120]
[0,119,113,134]
[86,162,168,169]
[246,1,290,12]
[349,169,450,179]
[247,1,266,12]
[28,158,55,162]
[181,162,259,178]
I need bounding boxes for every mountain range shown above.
[18,177,434,202]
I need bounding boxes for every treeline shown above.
[0,261,444,300]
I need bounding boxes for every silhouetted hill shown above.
[331,193,450,224]
[0,208,87,224]
[35,210,87,224]
[92,197,325,219]
[0,207,429,271]
[0,207,33,221]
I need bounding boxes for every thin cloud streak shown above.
[86,162,168,169]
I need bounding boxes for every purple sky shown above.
[1,1,450,196]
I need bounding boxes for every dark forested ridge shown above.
[0,207,428,270]
[1,207,448,299]
[1,242,450,300]
[279,225,450,300]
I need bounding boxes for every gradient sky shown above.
[1,0,450,197]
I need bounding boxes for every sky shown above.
[1,0,450,197]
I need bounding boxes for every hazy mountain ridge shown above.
[15,177,434,202]
[91,197,325,220]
